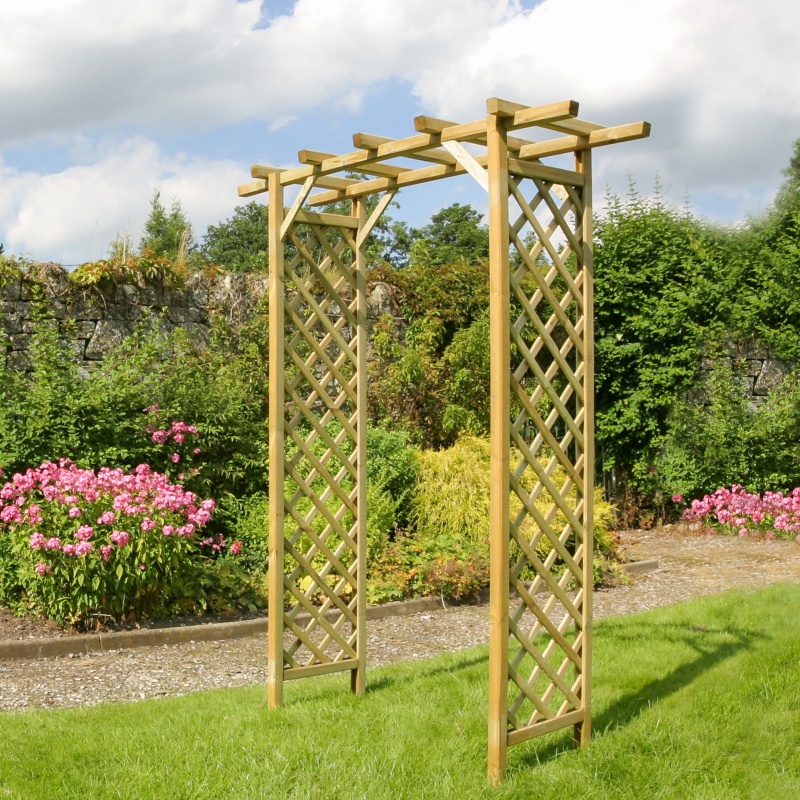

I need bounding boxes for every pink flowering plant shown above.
[0,459,236,625]
[141,406,204,489]
[681,484,800,540]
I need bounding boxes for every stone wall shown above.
[0,264,269,374]
[0,264,402,374]
[698,339,791,405]
[5,264,785,408]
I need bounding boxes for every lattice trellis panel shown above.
[504,169,593,741]
[486,121,595,781]
[266,184,372,706]
[281,216,361,669]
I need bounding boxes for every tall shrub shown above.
[656,358,800,500]
[593,184,739,499]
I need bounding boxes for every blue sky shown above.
[1,0,798,264]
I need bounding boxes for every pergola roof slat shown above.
[245,166,362,196]
[517,121,651,160]
[539,118,606,135]
[299,150,412,178]
[485,97,582,132]
[306,152,585,207]
[237,99,651,198]
[239,178,267,197]
[352,132,459,166]
[414,115,536,153]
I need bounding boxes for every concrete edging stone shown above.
[0,559,658,661]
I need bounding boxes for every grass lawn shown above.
[1,584,799,799]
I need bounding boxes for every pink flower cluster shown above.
[198,533,241,553]
[682,484,800,539]
[0,459,218,574]
[145,420,202,467]
[150,420,199,446]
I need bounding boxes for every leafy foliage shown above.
[139,190,195,262]
[594,149,800,513]
[736,140,800,361]
[365,427,419,529]
[441,314,491,438]
[655,357,800,501]
[592,183,751,509]
[0,306,269,505]
[406,203,489,268]
[70,249,183,288]
[408,435,616,567]
[367,248,490,447]
[200,202,268,273]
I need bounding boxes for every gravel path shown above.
[1,526,798,713]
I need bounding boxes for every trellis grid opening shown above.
[238,97,649,783]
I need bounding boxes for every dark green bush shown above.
[0,306,269,505]
[655,357,800,501]
[365,426,419,528]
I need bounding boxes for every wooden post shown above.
[574,148,594,747]
[487,112,511,784]
[352,196,368,696]
[267,174,286,709]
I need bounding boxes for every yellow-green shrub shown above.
[409,436,615,560]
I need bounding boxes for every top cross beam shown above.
[238,97,650,205]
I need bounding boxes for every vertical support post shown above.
[267,174,286,709]
[487,112,511,784]
[352,197,369,696]
[574,148,594,747]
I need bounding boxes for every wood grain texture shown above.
[249,97,646,785]
[486,111,511,786]
[267,174,286,710]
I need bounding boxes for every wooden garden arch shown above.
[238,98,649,782]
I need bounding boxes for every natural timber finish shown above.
[267,173,286,709]
[352,195,369,696]
[268,179,367,701]
[238,98,648,197]
[487,113,511,785]
[246,98,649,783]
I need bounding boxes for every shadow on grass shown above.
[595,623,764,733]
[366,651,488,695]
[510,622,766,772]
[278,650,488,707]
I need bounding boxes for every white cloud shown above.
[0,0,522,146]
[409,0,800,217]
[0,139,249,263]
[0,0,263,144]
[2,0,799,261]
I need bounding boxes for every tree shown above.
[742,138,800,361]
[198,180,409,273]
[592,183,735,496]
[139,190,195,261]
[408,203,489,268]
[200,202,268,273]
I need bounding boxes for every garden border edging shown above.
[0,559,659,661]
